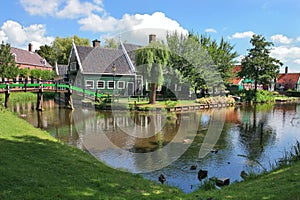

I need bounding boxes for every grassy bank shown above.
[0,92,36,105]
[0,107,300,199]
[0,108,183,200]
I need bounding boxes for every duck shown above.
[198,169,208,180]
[158,174,166,184]
[210,149,219,154]
[190,165,197,170]
[240,170,248,179]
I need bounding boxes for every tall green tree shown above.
[167,32,228,95]
[36,45,57,67]
[0,42,18,80]
[199,35,238,84]
[52,35,90,64]
[240,34,282,95]
[135,41,170,104]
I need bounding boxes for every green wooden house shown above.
[67,39,143,97]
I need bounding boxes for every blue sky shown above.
[0,0,300,72]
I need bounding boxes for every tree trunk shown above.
[254,79,258,102]
[149,82,157,104]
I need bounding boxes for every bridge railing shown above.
[0,80,103,99]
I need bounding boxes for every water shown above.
[11,100,300,193]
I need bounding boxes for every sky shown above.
[0,0,300,72]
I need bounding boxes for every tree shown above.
[104,38,118,49]
[0,41,19,80]
[135,41,170,104]
[199,35,238,84]
[36,45,57,67]
[167,32,227,96]
[52,35,90,64]
[19,68,30,80]
[240,34,282,96]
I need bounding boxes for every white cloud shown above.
[270,45,300,72]
[20,0,60,16]
[297,37,300,42]
[0,20,54,51]
[20,0,104,18]
[270,34,292,44]
[205,28,217,33]
[231,31,255,39]
[80,12,188,45]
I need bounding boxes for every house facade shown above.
[276,71,300,91]
[10,43,52,71]
[67,39,142,96]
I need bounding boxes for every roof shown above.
[10,47,52,69]
[277,73,300,85]
[75,43,140,75]
[56,64,68,76]
[229,65,242,85]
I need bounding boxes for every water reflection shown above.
[11,100,300,193]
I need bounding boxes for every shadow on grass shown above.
[0,136,183,200]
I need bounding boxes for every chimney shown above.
[92,39,100,48]
[28,43,33,52]
[149,34,156,44]
[285,66,288,74]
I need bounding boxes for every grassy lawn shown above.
[0,105,300,199]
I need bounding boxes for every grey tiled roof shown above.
[76,43,140,75]
[10,47,52,69]
[56,64,68,76]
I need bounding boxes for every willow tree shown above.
[135,41,170,104]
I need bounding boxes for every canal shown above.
[11,100,300,193]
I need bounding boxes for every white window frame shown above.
[117,81,125,89]
[107,81,115,89]
[85,80,94,89]
[97,80,105,89]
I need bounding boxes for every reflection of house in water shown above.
[225,107,241,124]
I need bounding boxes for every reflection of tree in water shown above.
[238,104,276,162]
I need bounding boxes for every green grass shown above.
[0,92,36,105]
[0,108,184,200]
[1,107,300,199]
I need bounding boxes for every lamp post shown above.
[112,65,116,102]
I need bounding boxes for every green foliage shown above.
[18,68,30,78]
[35,45,57,66]
[104,37,118,49]
[136,41,170,104]
[166,32,236,94]
[52,35,90,64]
[200,178,216,191]
[40,70,55,80]
[240,35,282,93]
[164,100,177,110]
[30,69,42,79]
[237,89,275,103]
[0,41,18,79]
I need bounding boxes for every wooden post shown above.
[4,84,10,108]
[36,83,44,111]
[65,84,74,110]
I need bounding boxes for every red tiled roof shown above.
[229,65,242,85]
[10,47,52,69]
[277,73,300,84]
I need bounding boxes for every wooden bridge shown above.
[0,81,103,111]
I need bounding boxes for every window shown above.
[117,81,125,89]
[107,81,115,89]
[85,80,94,89]
[70,62,77,71]
[97,81,105,89]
